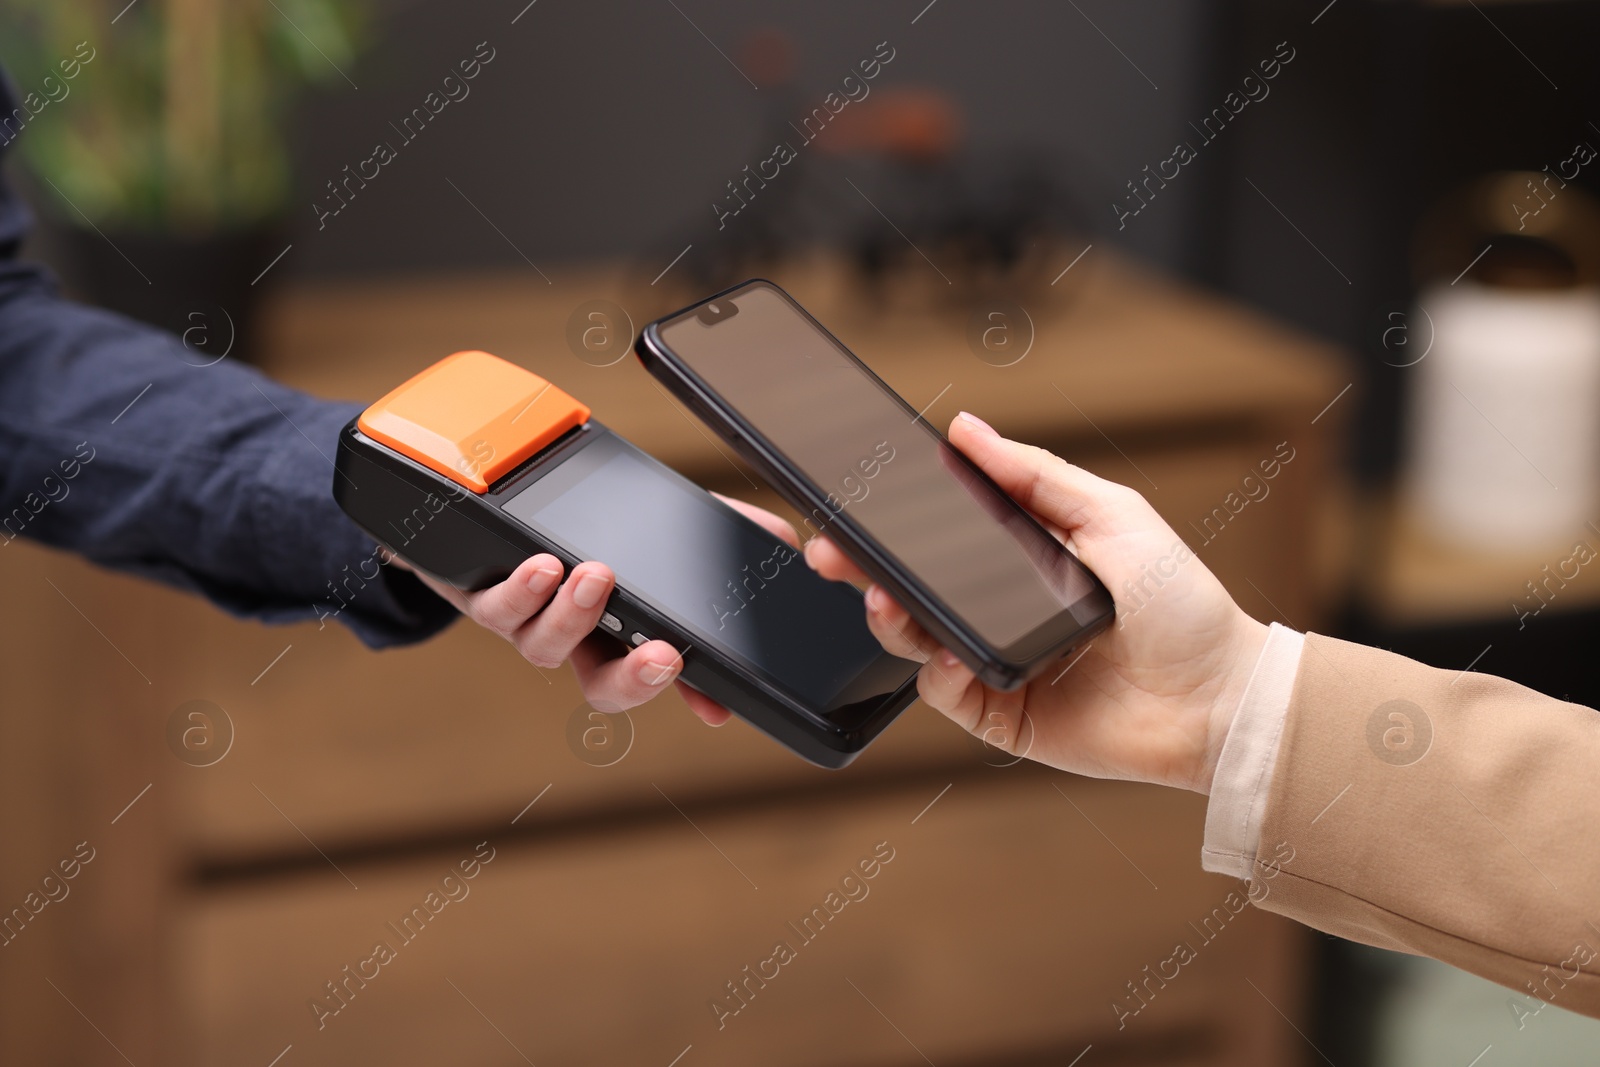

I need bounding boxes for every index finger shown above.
[712,492,800,549]
[801,535,870,584]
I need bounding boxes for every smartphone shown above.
[332,350,918,768]
[636,281,1116,691]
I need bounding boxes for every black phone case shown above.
[333,417,916,768]
[635,280,1115,692]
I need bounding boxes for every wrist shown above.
[1196,612,1271,794]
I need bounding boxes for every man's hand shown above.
[399,496,797,724]
[804,412,1268,795]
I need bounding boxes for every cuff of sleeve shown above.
[1200,621,1304,880]
[251,396,458,649]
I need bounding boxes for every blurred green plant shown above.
[0,0,367,234]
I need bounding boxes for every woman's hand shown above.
[399,497,797,724]
[804,412,1268,794]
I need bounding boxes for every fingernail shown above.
[641,657,680,687]
[939,648,962,669]
[957,411,997,437]
[572,571,611,609]
[865,586,889,615]
[528,564,561,594]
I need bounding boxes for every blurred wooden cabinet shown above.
[0,254,1347,1066]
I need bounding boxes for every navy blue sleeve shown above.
[0,74,456,648]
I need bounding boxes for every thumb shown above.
[948,412,1125,536]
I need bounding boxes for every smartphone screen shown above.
[502,432,912,715]
[653,282,1108,652]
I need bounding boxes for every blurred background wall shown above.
[280,0,1213,276]
[5,2,1600,1066]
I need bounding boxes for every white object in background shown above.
[1405,281,1600,553]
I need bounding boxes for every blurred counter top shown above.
[258,250,1352,481]
[1363,494,1600,627]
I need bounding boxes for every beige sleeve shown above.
[1249,633,1600,1020]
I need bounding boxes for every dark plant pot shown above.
[58,222,288,364]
